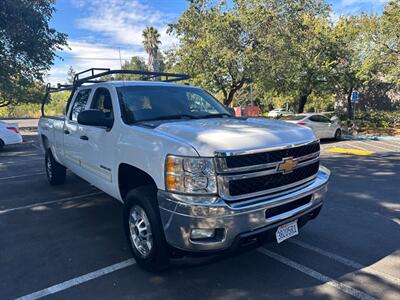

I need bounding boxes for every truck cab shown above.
[39,69,330,272]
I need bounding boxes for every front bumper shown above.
[158,166,330,252]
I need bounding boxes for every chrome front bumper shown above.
[158,166,330,252]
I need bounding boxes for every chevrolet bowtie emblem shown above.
[277,157,298,174]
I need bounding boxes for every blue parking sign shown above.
[351,91,359,103]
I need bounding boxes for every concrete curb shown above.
[342,135,400,141]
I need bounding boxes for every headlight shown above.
[165,155,217,194]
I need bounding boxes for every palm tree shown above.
[142,26,161,73]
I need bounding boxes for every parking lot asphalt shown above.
[1,134,399,300]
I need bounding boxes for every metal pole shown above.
[250,83,254,106]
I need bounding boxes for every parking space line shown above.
[15,258,136,300]
[0,172,46,181]
[341,142,372,152]
[0,191,103,215]
[371,140,400,151]
[356,141,396,152]
[289,239,400,287]
[258,248,377,300]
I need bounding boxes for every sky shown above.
[47,0,388,85]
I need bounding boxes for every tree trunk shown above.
[297,95,308,113]
[346,89,353,119]
[223,80,246,107]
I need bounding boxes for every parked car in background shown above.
[281,114,342,140]
[268,108,293,118]
[0,121,23,149]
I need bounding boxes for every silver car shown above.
[282,114,342,140]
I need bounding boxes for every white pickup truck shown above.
[39,69,330,271]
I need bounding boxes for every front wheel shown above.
[124,186,170,272]
[334,129,342,140]
[45,149,66,185]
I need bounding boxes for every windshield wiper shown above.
[136,114,200,123]
[198,113,233,119]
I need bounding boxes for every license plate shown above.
[276,220,298,243]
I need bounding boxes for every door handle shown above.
[64,130,70,135]
[80,135,89,141]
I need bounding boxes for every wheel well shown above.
[118,163,157,202]
[41,135,49,150]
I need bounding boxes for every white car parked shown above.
[267,108,293,118]
[0,121,23,149]
[281,114,342,140]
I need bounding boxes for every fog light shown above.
[190,228,215,240]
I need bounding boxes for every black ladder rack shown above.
[41,68,190,116]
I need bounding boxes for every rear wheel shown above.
[45,149,66,185]
[334,129,342,140]
[124,185,170,272]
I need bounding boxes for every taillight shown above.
[6,127,19,133]
[297,122,306,126]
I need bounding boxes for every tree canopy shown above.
[166,0,400,114]
[0,0,67,107]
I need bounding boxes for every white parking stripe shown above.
[289,239,400,287]
[373,140,400,151]
[356,141,395,152]
[258,248,377,300]
[30,143,42,151]
[15,259,136,300]
[0,172,45,181]
[0,192,103,215]
[342,142,372,151]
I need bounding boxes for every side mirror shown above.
[78,109,113,128]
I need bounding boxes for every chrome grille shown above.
[215,140,320,201]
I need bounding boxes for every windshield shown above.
[117,85,231,123]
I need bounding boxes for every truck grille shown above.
[225,142,320,169]
[228,162,319,196]
[216,141,320,201]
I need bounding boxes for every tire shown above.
[334,129,342,140]
[124,185,170,272]
[45,149,66,185]
[0,139,4,150]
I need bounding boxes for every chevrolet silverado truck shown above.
[38,69,330,271]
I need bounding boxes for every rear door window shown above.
[70,89,91,121]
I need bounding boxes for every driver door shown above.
[78,86,118,197]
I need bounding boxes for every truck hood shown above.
[154,118,316,156]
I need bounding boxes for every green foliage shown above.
[168,0,255,106]
[0,90,69,118]
[353,110,400,129]
[142,26,161,72]
[0,0,67,107]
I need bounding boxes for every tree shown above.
[142,26,161,72]
[168,0,257,106]
[330,15,374,118]
[66,66,76,84]
[368,0,400,84]
[113,56,148,80]
[0,0,67,107]
[237,0,337,113]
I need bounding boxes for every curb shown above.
[342,135,400,141]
